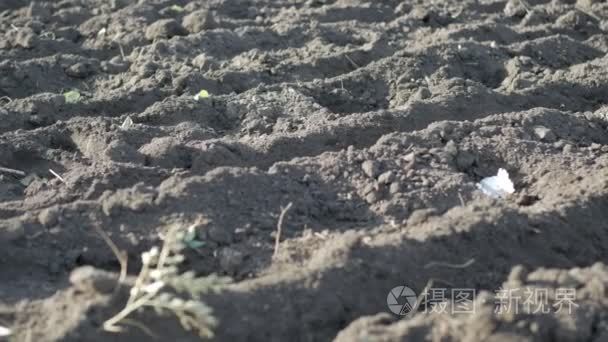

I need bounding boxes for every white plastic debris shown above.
[0,325,11,337]
[476,168,515,199]
[121,117,133,130]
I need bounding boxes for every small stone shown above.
[403,152,416,163]
[145,19,186,41]
[534,126,556,142]
[365,190,382,204]
[361,160,380,179]
[38,207,59,227]
[378,171,395,184]
[562,144,573,154]
[504,0,526,18]
[389,182,401,194]
[444,140,458,156]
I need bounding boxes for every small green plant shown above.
[63,90,81,104]
[194,89,210,101]
[183,224,206,249]
[169,4,185,13]
[103,224,229,338]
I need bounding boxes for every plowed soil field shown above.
[2,0,608,341]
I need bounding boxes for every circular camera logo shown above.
[387,285,417,316]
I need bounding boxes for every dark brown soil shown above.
[2,0,608,341]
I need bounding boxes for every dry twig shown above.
[273,202,293,258]
[92,225,128,291]
[0,166,25,177]
[49,169,66,183]
[423,258,476,269]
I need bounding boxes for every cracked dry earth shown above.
[2,0,608,341]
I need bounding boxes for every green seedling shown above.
[194,89,210,101]
[170,5,185,13]
[64,90,81,104]
[183,224,205,249]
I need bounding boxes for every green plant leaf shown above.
[64,90,81,104]
[170,5,185,13]
[185,240,206,249]
[194,89,210,101]
[182,224,205,249]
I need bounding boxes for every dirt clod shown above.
[362,160,381,179]
[182,9,215,33]
[69,266,119,294]
[145,19,186,41]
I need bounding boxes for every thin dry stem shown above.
[458,193,466,207]
[92,225,128,291]
[0,166,25,176]
[423,258,475,269]
[119,318,158,339]
[407,279,434,318]
[104,291,157,332]
[126,260,151,307]
[273,202,293,258]
[344,54,360,69]
[49,169,66,183]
